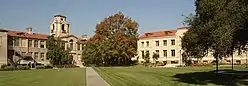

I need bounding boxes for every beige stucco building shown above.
[137,27,248,65]
[0,15,87,67]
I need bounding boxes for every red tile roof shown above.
[139,30,177,39]
[7,30,49,40]
[139,27,189,39]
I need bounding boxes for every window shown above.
[163,40,167,46]
[62,24,66,33]
[171,61,178,64]
[22,52,26,55]
[156,41,159,46]
[40,53,44,61]
[8,38,13,46]
[146,41,149,47]
[34,40,38,48]
[70,40,73,50]
[14,38,19,46]
[171,39,175,45]
[34,52,38,60]
[78,44,80,50]
[141,51,144,58]
[28,52,32,57]
[163,50,167,57]
[155,50,159,54]
[28,39,32,47]
[141,42,144,47]
[21,38,26,47]
[146,51,149,55]
[40,40,45,48]
[236,60,241,64]
[171,50,175,57]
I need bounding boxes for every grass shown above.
[0,68,86,86]
[95,66,248,86]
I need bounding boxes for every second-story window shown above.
[78,43,80,50]
[70,39,73,50]
[171,39,175,45]
[163,40,167,46]
[141,42,144,47]
[28,39,32,47]
[40,40,45,48]
[21,38,26,47]
[34,40,38,48]
[146,41,149,47]
[156,41,159,46]
[14,38,19,46]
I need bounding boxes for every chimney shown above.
[27,27,33,34]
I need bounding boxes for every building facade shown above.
[137,27,248,65]
[0,15,87,66]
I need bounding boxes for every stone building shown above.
[0,15,87,67]
[137,27,248,65]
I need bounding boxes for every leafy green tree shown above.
[182,0,248,75]
[46,35,73,66]
[152,52,159,63]
[143,52,150,63]
[82,12,139,66]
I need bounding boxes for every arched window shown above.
[69,39,73,50]
[51,24,55,33]
[62,24,66,33]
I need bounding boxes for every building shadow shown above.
[173,69,248,86]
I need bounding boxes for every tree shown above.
[152,52,160,66]
[46,35,73,66]
[182,0,248,76]
[152,52,159,63]
[82,12,139,66]
[143,52,150,63]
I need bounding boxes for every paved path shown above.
[86,67,109,86]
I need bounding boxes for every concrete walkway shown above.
[86,67,109,86]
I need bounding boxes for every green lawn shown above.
[0,68,86,86]
[95,66,248,86]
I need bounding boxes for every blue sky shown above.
[0,0,195,36]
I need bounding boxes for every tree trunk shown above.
[232,53,234,70]
[216,57,219,76]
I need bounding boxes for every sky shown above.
[0,0,195,36]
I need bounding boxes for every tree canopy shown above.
[82,12,139,66]
[46,36,73,66]
[182,0,248,61]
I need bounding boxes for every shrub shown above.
[191,63,212,67]
[36,65,45,69]
[0,66,15,71]
[55,64,79,68]
[44,65,53,69]
[17,65,30,70]
[1,64,8,69]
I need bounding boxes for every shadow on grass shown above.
[173,69,248,86]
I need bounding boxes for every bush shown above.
[0,66,15,71]
[17,65,30,70]
[1,64,8,69]
[191,63,212,67]
[36,65,45,69]
[55,64,79,68]
[45,65,53,69]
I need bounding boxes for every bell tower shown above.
[50,14,70,37]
